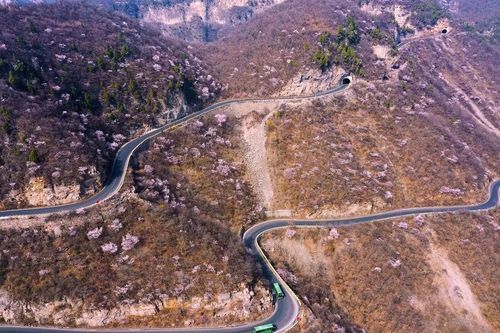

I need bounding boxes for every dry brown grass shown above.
[266,32,500,217]
[263,209,499,332]
[267,97,498,217]
[0,3,221,209]
[0,112,270,327]
[202,0,394,98]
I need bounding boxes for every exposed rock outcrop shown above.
[139,0,286,42]
[24,179,81,207]
[277,67,346,97]
[0,285,272,327]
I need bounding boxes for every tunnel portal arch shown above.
[340,74,352,85]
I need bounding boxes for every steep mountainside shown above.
[264,210,499,332]
[443,0,500,33]
[202,0,458,98]
[123,0,286,42]
[0,111,271,327]
[0,3,220,209]
[0,0,498,331]
[1,0,285,42]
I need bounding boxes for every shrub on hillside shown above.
[411,0,448,29]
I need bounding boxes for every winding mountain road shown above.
[0,80,352,333]
[1,180,499,333]
[243,179,500,332]
[0,82,349,220]
[1,30,499,333]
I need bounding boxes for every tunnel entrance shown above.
[441,28,448,34]
[342,77,351,85]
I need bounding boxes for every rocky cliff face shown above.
[110,0,286,42]
[0,0,285,42]
[0,285,272,327]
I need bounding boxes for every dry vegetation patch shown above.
[266,99,498,217]
[0,112,272,327]
[263,209,499,332]
[203,0,398,98]
[0,3,221,209]
[266,38,499,216]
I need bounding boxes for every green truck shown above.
[252,323,277,333]
[272,282,285,299]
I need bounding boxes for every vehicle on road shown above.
[272,282,285,299]
[252,323,277,333]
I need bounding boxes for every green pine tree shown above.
[27,148,38,163]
